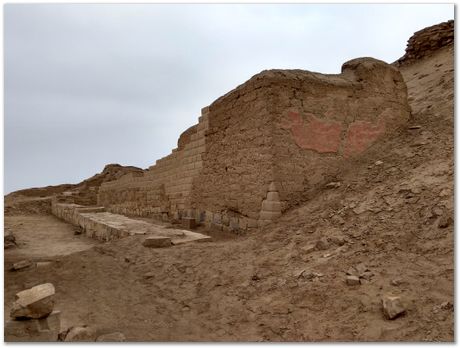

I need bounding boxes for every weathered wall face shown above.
[97,111,209,218]
[96,57,410,232]
[190,76,275,230]
[269,58,411,212]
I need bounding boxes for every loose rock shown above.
[11,283,55,319]
[346,275,360,286]
[10,259,34,272]
[382,294,406,319]
[326,182,341,189]
[440,301,453,311]
[143,272,155,279]
[438,214,452,228]
[63,326,96,342]
[4,234,17,249]
[315,237,330,251]
[301,244,316,254]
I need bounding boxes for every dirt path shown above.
[4,215,100,263]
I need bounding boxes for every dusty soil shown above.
[4,45,453,341]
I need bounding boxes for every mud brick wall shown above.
[97,111,209,218]
[270,58,411,211]
[190,76,276,229]
[396,20,454,66]
[95,57,410,232]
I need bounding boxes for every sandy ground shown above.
[3,46,454,341]
[5,215,100,262]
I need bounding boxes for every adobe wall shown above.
[269,58,411,215]
[96,57,410,232]
[190,75,276,230]
[97,111,209,218]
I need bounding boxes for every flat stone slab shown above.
[53,203,211,245]
[11,283,55,319]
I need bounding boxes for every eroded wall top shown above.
[396,20,454,66]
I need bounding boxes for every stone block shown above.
[182,217,197,229]
[266,192,280,201]
[258,211,282,221]
[268,182,278,192]
[213,213,222,224]
[239,218,248,230]
[10,260,34,272]
[247,218,258,228]
[11,283,55,319]
[142,237,172,248]
[261,200,282,212]
[346,275,361,286]
[229,217,239,231]
[382,294,406,319]
[63,326,96,342]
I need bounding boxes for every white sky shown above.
[4,3,454,193]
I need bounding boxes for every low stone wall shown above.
[52,202,130,241]
[52,201,211,243]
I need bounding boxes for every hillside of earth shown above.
[5,163,144,216]
[4,20,453,342]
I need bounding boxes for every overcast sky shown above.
[4,4,454,194]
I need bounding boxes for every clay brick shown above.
[259,211,282,221]
[182,217,197,229]
[247,218,258,228]
[261,200,282,212]
[266,192,280,201]
[268,182,278,192]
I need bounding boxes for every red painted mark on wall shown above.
[281,111,343,153]
[343,118,386,158]
[282,110,387,157]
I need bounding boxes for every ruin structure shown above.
[96,57,410,232]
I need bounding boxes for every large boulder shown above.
[10,283,55,319]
